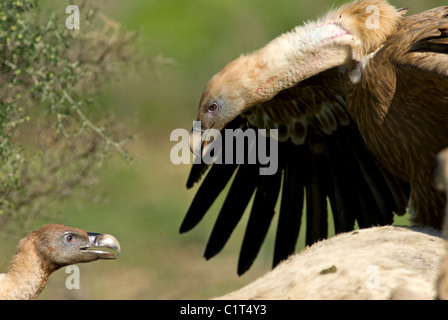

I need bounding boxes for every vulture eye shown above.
[64,233,74,243]
[208,103,218,112]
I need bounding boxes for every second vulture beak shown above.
[81,233,121,260]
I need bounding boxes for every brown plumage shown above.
[183,0,448,275]
[0,224,120,300]
[346,7,448,228]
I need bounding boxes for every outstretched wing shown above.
[181,67,409,275]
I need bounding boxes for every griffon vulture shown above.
[181,0,448,275]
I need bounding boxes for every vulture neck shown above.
[251,23,356,101]
[246,0,401,103]
[0,236,52,300]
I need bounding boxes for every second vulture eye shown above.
[208,103,218,112]
[65,234,74,243]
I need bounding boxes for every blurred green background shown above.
[1,0,445,299]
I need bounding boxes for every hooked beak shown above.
[80,232,121,260]
[189,121,203,157]
[189,119,215,158]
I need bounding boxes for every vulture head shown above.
[190,55,263,155]
[28,224,121,272]
[0,224,120,300]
